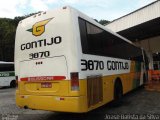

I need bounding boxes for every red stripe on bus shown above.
[20,78,28,81]
[20,76,66,82]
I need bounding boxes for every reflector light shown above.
[60,98,65,100]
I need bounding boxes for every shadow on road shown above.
[45,99,130,120]
[44,88,143,120]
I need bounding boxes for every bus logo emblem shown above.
[27,18,53,36]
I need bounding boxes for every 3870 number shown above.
[81,59,104,71]
[29,51,50,59]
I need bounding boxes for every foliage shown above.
[0,12,39,62]
[0,18,16,61]
[99,19,110,25]
[94,19,110,25]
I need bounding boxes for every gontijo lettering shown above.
[20,36,62,51]
[107,60,129,70]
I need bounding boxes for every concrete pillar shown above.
[148,52,153,69]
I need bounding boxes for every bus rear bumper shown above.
[16,90,87,113]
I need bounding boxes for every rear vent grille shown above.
[87,75,103,107]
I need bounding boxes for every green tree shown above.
[99,19,110,25]
[0,12,40,61]
[0,18,16,61]
[94,19,110,25]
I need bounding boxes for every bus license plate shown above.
[41,82,52,88]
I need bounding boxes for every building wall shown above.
[105,1,160,32]
[135,36,160,53]
[134,35,160,69]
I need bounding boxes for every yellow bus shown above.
[15,6,147,113]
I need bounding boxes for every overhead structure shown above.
[105,0,160,70]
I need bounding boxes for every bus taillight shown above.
[70,72,79,91]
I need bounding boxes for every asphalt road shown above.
[0,87,160,120]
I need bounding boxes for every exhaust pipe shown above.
[24,105,28,109]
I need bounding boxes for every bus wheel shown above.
[113,79,123,106]
[143,73,147,84]
[10,80,16,88]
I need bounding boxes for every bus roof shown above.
[18,6,141,50]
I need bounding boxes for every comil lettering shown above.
[21,36,62,51]
[107,60,129,70]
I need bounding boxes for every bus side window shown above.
[78,18,88,54]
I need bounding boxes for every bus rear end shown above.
[15,7,87,113]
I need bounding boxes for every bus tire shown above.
[113,79,123,106]
[143,73,147,84]
[10,80,16,88]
